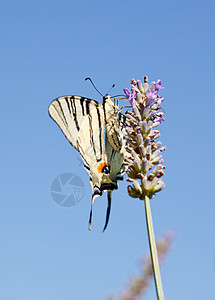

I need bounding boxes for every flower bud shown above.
[136,132,144,146]
[139,145,146,158]
[127,185,139,198]
[151,149,161,160]
[133,180,142,195]
[143,82,149,93]
[137,80,144,93]
[151,155,162,165]
[142,106,151,119]
[133,159,142,173]
[154,180,165,193]
[144,137,150,147]
[136,91,143,103]
[141,158,150,173]
[133,105,141,120]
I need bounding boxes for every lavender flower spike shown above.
[124,76,165,200]
[123,75,166,300]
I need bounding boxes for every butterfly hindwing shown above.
[104,95,127,181]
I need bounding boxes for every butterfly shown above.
[48,94,127,231]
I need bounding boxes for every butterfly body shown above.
[49,94,127,230]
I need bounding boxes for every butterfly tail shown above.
[88,206,93,231]
[88,188,101,231]
[102,191,112,232]
[88,196,95,231]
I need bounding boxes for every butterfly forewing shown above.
[49,96,101,150]
[77,100,105,165]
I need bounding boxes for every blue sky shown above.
[1,0,215,299]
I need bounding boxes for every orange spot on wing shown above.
[98,162,109,173]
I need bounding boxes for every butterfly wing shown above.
[49,95,115,188]
[48,96,100,151]
[49,96,119,230]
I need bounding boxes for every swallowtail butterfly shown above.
[49,94,127,230]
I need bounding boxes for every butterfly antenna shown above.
[85,77,103,97]
[106,84,115,95]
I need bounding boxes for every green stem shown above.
[144,195,165,300]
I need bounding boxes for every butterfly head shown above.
[103,94,111,103]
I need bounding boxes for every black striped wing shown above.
[49,95,127,231]
[49,96,103,153]
[48,96,115,191]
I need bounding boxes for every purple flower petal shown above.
[146,89,157,106]
[156,96,164,106]
[123,88,136,107]
[154,80,164,91]
[124,88,131,98]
